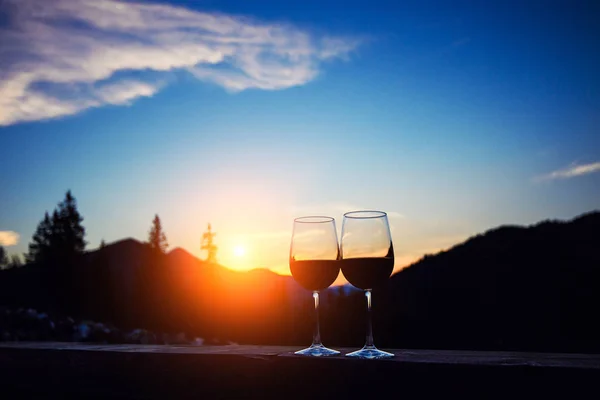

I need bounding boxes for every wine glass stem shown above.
[312,290,322,347]
[365,289,374,348]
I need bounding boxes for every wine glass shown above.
[340,210,394,359]
[289,216,341,356]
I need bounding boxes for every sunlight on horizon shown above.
[165,172,471,283]
[233,245,246,257]
[3,0,594,289]
[204,220,457,286]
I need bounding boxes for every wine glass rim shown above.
[343,210,387,219]
[293,215,335,223]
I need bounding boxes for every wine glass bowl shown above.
[340,210,394,359]
[289,216,341,356]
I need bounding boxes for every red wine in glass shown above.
[289,259,340,291]
[289,216,341,356]
[340,210,395,359]
[339,256,394,290]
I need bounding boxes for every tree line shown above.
[0,247,22,269]
[4,190,216,265]
[0,190,217,322]
[2,190,599,353]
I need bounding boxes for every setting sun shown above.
[233,246,246,257]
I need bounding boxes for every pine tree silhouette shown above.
[0,246,7,268]
[201,223,218,263]
[26,212,52,263]
[148,214,169,253]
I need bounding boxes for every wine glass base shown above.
[345,345,394,359]
[294,344,340,357]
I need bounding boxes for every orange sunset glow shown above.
[151,164,469,283]
[2,0,599,378]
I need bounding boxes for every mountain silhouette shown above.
[1,210,599,352]
[368,210,600,352]
[73,239,316,344]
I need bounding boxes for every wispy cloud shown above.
[95,80,162,106]
[0,0,361,126]
[0,231,20,246]
[536,161,600,181]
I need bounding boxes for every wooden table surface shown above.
[1,341,600,369]
[1,342,599,399]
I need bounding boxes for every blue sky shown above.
[1,0,599,278]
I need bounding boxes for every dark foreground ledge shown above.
[1,343,599,399]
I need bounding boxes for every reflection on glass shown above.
[340,210,394,359]
[289,216,341,356]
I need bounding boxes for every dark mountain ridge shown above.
[370,210,600,352]
[1,210,599,352]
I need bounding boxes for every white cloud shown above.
[0,231,20,246]
[536,161,600,181]
[0,0,361,126]
[95,80,161,105]
[319,37,364,60]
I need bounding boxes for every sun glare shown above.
[233,245,246,257]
